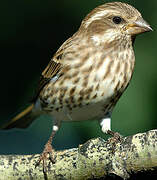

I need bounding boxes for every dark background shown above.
[0,0,156,157]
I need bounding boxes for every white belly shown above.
[50,100,105,122]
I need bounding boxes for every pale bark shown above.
[0,129,157,180]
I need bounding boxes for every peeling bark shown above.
[0,129,157,180]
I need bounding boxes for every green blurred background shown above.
[0,0,156,155]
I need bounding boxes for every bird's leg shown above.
[100,117,123,155]
[35,125,59,173]
[100,116,122,142]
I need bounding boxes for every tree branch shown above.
[0,129,157,180]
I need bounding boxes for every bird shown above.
[1,1,152,171]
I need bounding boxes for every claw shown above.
[107,130,123,142]
[106,130,123,154]
[35,142,55,174]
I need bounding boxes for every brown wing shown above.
[32,34,76,102]
[32,55,62,102]
[40,60,62,89]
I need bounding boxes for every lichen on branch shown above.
[0,129,157,180]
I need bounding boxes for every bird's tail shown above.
[1,104,40,129]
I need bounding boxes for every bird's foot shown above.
[35,142,56,174]
[107,130,123,143]
[107,130,123,153]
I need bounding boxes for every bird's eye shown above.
[112,16,122,24]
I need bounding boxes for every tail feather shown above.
[1,104,39,129]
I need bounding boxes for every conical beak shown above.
[126,17,153,35]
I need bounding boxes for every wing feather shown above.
[32,58,62,102]
[32,34,76,102]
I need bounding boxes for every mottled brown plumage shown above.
[1,2,152,172]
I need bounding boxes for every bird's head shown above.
[80,2,152,44]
